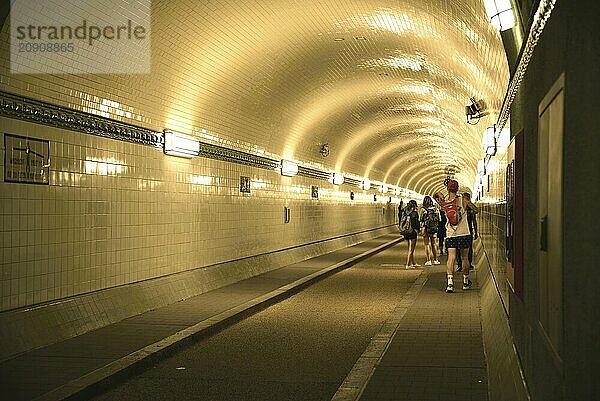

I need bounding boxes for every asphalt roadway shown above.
[92,242,423,401]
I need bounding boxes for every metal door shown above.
[537,73,564,358]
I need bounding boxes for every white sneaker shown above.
[405,264,413,269]
[412,263,421,267]
[433,260,441,265]
[424,260,432,266]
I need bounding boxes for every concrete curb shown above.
[34,236,402,401]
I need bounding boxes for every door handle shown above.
[540,215,548,252]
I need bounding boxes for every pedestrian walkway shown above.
[1,233,402,401]
[2,234,489,401]
[333,258,488,401]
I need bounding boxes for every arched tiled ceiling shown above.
[0,0,509,196]
[161,0,509,196]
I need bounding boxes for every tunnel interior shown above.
[1,1,599,401]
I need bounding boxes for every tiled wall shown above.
[477,145,510,310]
[475,238,529,401]
[473,130,530,399]
[0,117,397,313]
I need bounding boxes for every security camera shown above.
[471,97,482,112]
[466,97,484,125]
[465,97,481,117]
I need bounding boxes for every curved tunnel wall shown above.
[0,0,509,194]
[0,113,398,358]
[0,0,510,358]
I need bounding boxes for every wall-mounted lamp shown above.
[483,126,497,156]
[331,172,344,185]
[484,0,516,31]
[362,179,371,190]
[477,159,486,176]
[281,159,298,176]
[164,130,200,158]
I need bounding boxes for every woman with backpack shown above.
[436,179,479,293]
[420,196,441,266]
[399,200,420,269]
[433,193,447,255]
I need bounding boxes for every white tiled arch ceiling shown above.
[0,0,508,196]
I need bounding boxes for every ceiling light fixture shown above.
[484,0,516,31]
[163,130,200,158]
[478,159,486,176]
[332,172,344,185]
[281,160,299,177]
[483,126,497,156]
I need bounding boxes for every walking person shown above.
[420,196,441,266]
[436,179,479,293]
[456,192,479,272]
[397,199,404,224]
[398,200,421,269]
[433,193,447,255]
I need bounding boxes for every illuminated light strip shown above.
[494,0,558,143]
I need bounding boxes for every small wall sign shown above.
[240,176,251,193]
[311,186,319,198]
[4,133,49,184]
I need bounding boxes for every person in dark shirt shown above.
[419,196,441,266]
[433,193,447,255]
[457,192,478,272]
[400,200,421,269]
[397,199,404,223]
